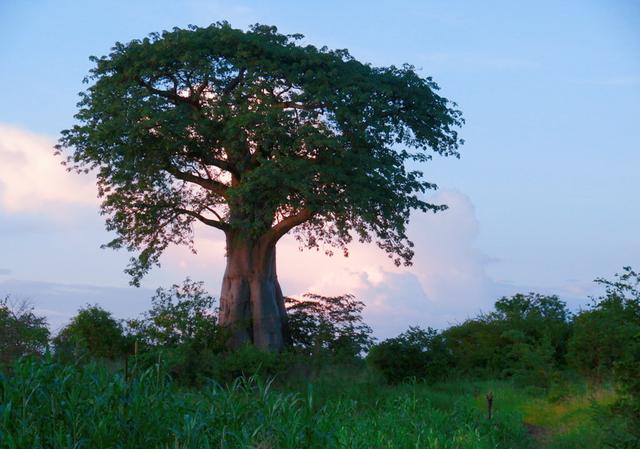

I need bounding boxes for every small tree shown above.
[53,305,126,360]
[128,278,220,350]
[0,296,49,366]
[285,293,373,358]
[57,22,463,351]
[491,293,571,364]
[125,279,222,385]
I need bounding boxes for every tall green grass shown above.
[0,357,532,449]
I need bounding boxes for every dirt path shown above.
[525,423,552,449]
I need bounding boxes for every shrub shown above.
[53,304,127,361]
[125,279,224,385]
[568,267,640,381]
[127,278,221,350]
[286,293,374,359]
[582,267,640,448]
[443,293,571,379]
[501,330,557,389]
[0,296,49,366]
[367,326,451,384]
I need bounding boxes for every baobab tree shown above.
[57,23,463,351]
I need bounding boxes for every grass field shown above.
[464,380,615,449]
[0,358,615,449]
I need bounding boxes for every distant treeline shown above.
[2,268,639,386]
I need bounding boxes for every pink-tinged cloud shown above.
[277,190,500,336]
[0,123,97,215]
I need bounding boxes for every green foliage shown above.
[611,333,640,441]
[56,22,463,285]
[212,343,289,384]
[286,293,374,358]
[568,266,640,381]
[573,267,640,448]
[0,357,531,449]
[0,296,49,367]
[53,304,127,361]
[127,278,221,350]
[367,326,452,384]
[501,331,557,390]
[125,279,224,385]
[443,293,572,381]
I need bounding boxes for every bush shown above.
[125,279,224,385]
[367,326,451,384]
[127,278,221,350]
[0,296,49,366]
[53,304,127,361]
[568,267,640,381]
[501,330,557,389]
[580,267,640,448]
[286,293,374,359]
[443,293,571,379]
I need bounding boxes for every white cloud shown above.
[0,123,97,215]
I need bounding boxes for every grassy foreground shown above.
[1,358,528,449]
[466,381,615,449]
[0,358,614,449]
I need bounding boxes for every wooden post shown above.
[134,339,138,356]
[486,391,494,420]
[124,355,129,383]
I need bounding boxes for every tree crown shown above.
[57,22,464,284]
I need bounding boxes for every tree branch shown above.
[204,205,225,222]
[138,79,200,110]
[194,74,210,99]
[195,152,238,175]
[222,68,246,95]
[176,207,230,232]
[165,166,229,198]
[262,207,314,246]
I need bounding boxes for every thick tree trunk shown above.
[218,234,290,351]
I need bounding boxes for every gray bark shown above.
[218,234,289,351]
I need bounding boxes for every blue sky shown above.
[0,0,638,336]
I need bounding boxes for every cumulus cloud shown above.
[275,190,503,336]
[0,123,97,215]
